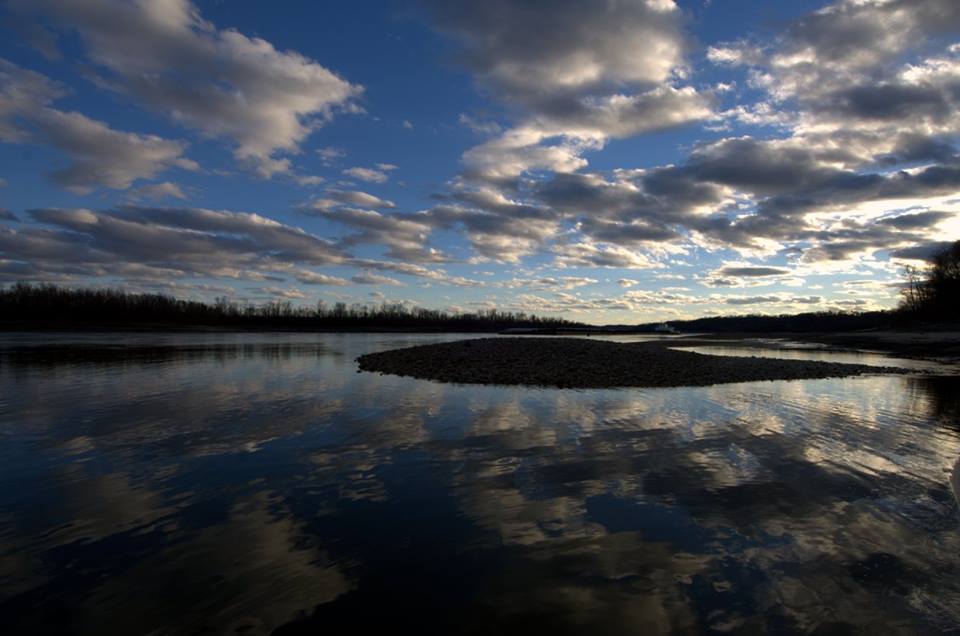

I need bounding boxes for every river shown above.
[1,332,958,634]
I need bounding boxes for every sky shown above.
[0,0,958,324]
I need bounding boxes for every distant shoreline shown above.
[675,330,960,362]
[0,321,506,334]
[3,323,958,362]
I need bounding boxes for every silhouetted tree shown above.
[899,240,960,321]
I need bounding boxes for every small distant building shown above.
[653,323,677,334]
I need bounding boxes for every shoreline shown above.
[4,325,957,365]
[671,330,960,362]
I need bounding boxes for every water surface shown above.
[1,332,959,634]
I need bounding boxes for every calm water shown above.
[1,333,960,635]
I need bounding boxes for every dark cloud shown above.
[576,218,678,245]
[715,266,792,277]
[781,0,960,68]
[0,206,343,287]
[876,135,958,166]
[725,295,822,306]
[419,0,687,105]
[877,211,953,230]
[725,295,781,305]
[890,241,956,261]
[825,82,957,122]
[678,138,837,195]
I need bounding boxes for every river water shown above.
[1,332,959,634]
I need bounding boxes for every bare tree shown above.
[899,240,960,319]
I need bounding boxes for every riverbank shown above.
[356,337,906,388]
[673,330,960,362]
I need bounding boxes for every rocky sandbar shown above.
[356,337,905,389]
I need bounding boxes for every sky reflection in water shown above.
[1,333,959,635]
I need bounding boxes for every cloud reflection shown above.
[1,334,959,633]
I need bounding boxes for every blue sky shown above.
[1,0,958,323]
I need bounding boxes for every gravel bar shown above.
[356,337,906,388]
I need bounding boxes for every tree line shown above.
[0,283,584,331]
[641,310,891,333]
[2,241,955,333]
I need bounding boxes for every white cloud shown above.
[0,59,195,193]
[294,271,350,286]
[305,189,396,210]
[342,166,391,183]
[14,0,363,177]
[316,146,345,164]
[459,113,502,135]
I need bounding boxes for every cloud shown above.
[776,0,960,71]
[877,210,954,229]
[724,294,822,306]
[714,265,792,277]
[321,207,446,263]
[348,258,482,287]
[0,206,345,285]
[389,0,716,281]
[460,126,593,183]
[294,271,350,286]
[528,85,712,140]
[261,287,307,300]
[301,189,395,211]
[557,134,960,256]
[350,271,404,286]
[294,174,325,187]
[553,241,659,269]
[421,0,687,105]
[0,209,19,222]
[342,166,392,183]
[35,110,197,194]
[317,146,345,164]
[889,241,956,261]
[14,0,362,176]
[125,182,188,202]
[43,218,468,294]
[0,59,196,193]
[459,113,501,135]
[428,201,559,263]
[499,276,598,290]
